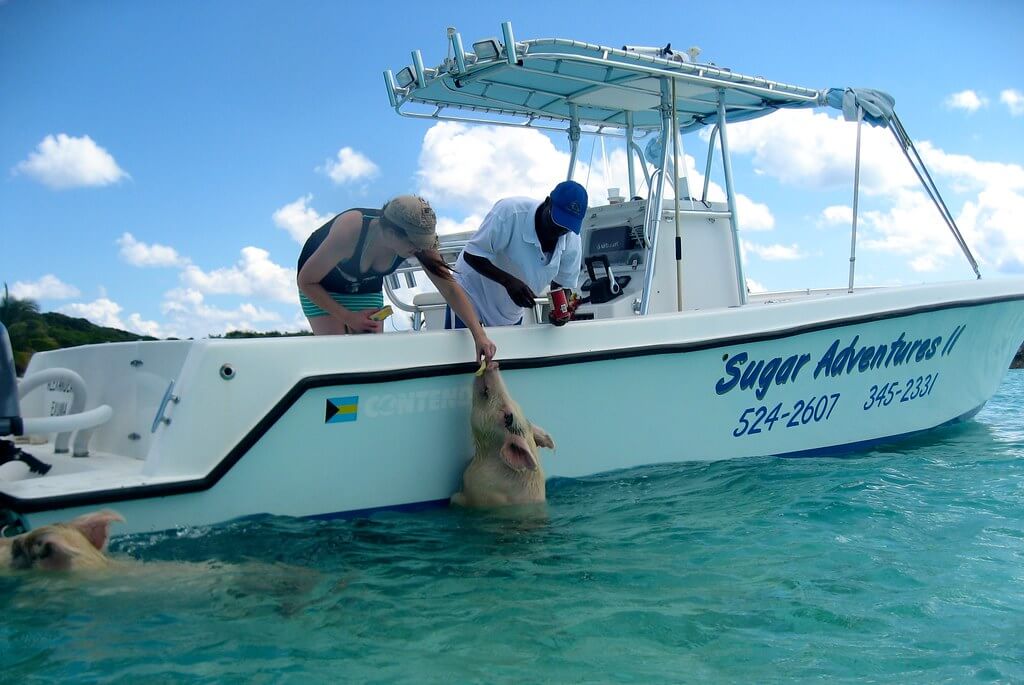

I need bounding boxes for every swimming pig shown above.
[0,510,321,616]
[0,509,123,572]
[451,361,556,508]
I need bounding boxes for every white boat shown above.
[3,24,1023,536]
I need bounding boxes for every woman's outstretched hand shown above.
[474,332,497,364]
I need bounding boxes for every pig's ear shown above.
[500,434,539,472]
[68,510,124,551]
[531,425,556,450]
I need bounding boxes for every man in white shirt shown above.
[446,181,587,329]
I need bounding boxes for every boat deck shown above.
[1,440,163,500]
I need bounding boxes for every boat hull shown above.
[6,281,1024,535]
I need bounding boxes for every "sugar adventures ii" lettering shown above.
[714,325,964,400]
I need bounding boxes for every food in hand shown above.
[369,305,393,321]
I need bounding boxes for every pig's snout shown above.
[487,361,499,372]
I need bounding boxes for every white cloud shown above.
[57,297,166,336]
[160,288,285,338]
[58,298,125,329]
[273,194,334,243]
[742,240,807,261]
[1001,89,1024,116]
[417,122,572,215]
[944,90,988,113]
[725,109,917,195]
[124,313,166,337]
[859,189,955,258]
[9,274,80,300]
[436,214,483,236]
[12,134,128,189]
[417,124,775,239]
[821,205,853,226]
[322,147,379,184]
[735,195,775,231]
[180,247,296,303]
[720,108,1024,276]
[955,186,1024,273]
[918,141,1024,192]
[117,232,190,268]
[909,255,942,273]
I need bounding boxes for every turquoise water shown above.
[3,374,1024,683]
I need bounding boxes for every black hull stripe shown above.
[4,292,1022,514]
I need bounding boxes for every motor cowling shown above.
[0,323,22,437]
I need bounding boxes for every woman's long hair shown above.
[379,216,455,281]
[414,249,455,281]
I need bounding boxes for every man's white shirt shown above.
[454,197,582,326]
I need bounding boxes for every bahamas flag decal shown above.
[325,396,358,424]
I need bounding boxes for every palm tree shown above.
[0,283,40,327]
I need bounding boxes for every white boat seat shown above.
[412,292,447,330]
[412,292,446,307]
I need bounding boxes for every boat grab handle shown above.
[151,379,178,433]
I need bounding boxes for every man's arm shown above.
[463,252,537,308]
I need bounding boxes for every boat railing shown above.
[15,367,113,458]
[383,233,549,329]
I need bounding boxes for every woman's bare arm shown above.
[297,211,381,333]
[423,254,497,362]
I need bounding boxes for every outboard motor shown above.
[0,323,50,475]
[0,322,21,438]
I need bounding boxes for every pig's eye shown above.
[481,386,489,399]
[37,542,53,559]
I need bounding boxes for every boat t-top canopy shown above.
[385,28,829,133]
[384,23,979,282]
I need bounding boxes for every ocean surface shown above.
[3,373,1023,684]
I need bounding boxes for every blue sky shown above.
[2,0,1022,337]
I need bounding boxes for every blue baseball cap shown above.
[549,181,588,234]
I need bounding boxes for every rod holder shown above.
[501,22,518,65]
[411,50,427,88]
[383,70,399,107]
[449,30,467,74]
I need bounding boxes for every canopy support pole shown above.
[625,112,637,198]
[567,105,581,181]
[672,79,684,311]
[640,79,674,315]
[702,125,719,203]
[629,140,652,193]
[848,106,864,293]
[716,90,747,305]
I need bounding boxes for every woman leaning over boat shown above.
[297,195,496,363]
